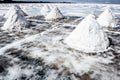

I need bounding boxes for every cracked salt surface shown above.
[0,3,120,80]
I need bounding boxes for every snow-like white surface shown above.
[30,47,112,75]
[4,5,27,19]
[65,14,109,52]
[1,3,120,17]
[5,65,33,80]
[97,8,116,27]
[0,34,38,55]
[45,7,64,21]
[2,7,29,31]
[0,3,119,80]
[40,5,51,16]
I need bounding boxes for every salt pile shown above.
[40,5,51,16]
[2,7,30,32]
[64,14,109,53]
[97,8,116,27]
[4,5,27,18]
[45,7,64,21]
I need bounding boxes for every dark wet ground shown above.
[0,16,120,80]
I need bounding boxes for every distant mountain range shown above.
[1,0,120,4]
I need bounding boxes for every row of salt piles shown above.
[2,5,116,53]
[40,5,64,21]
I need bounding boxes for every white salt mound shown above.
[4,5,27,18]
[40,5,51,16]
[2,8,29,32]
[45,7,64,21]
[97,8,116,27]
[64,14,109,53]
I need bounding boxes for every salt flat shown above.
[0,3,120,80]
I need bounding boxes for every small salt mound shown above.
[2,8,30,32]
[45,7,64,21]
[64,14,109,53]
[97,8,116,27]
[5,5,27,18]
[40,5,51,16]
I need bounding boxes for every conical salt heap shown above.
[64,14,109,53]
[45,7,64,21]
[5,5,27,18]
[2,7,30,32]
[40,5,51,16]
[97,8,116,27]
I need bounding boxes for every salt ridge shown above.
[97,8,116,27]
[45,7,64,21]
[2,7,29,32]
[65,14,109,53]
[4,5,27,19]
